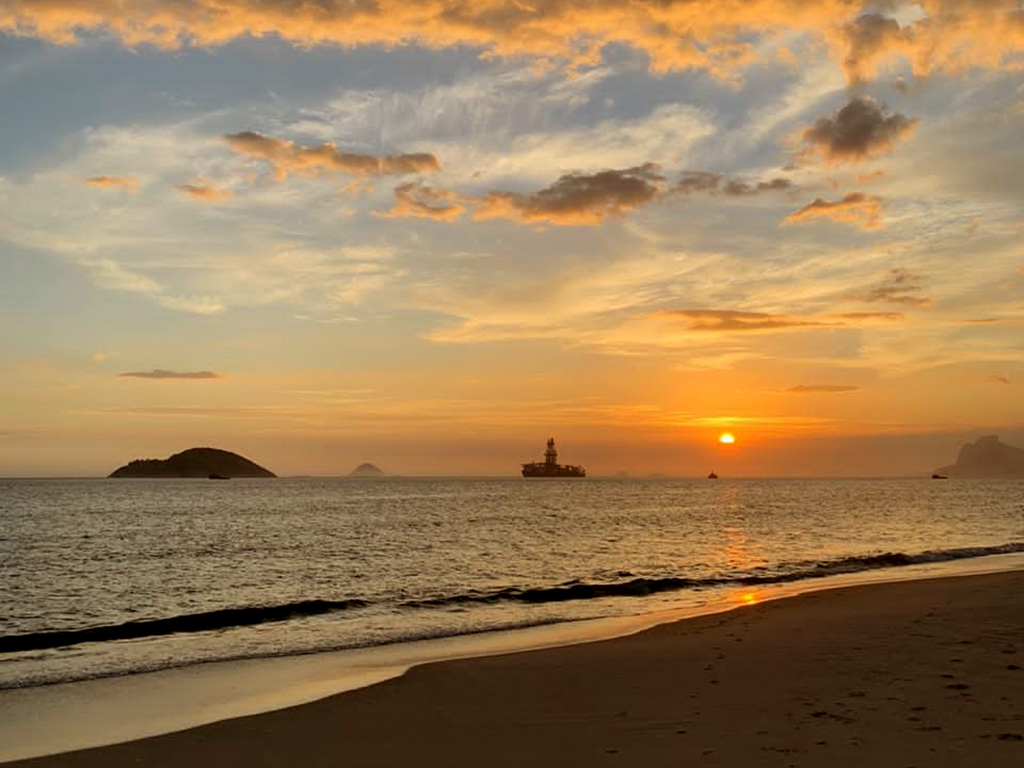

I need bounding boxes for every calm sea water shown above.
[1,477,1021,688]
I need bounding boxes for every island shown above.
[108,447,276,478]
[349,462,384,477]
[932,435,1024,478]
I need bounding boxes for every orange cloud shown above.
[378,182,465,221]
[223,131,440,181]
[782,193,884,230]
[118,370,221,380]
[661,310,833,332]
[660,309,904,333]
[475,164,664,226]
[3,2,1020,83]
[85,175,138,194]
[176,183,233,202]
[787,384,860,394]
[799,97,918,166]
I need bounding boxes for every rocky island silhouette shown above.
[109,447,276,478]
[933,435,1024,478]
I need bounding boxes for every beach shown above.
[7,569,1022,767]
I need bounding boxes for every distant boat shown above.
[931,473,948,480]
[522,438,586,478]
[707,471,718,479]
[208,473,230,480]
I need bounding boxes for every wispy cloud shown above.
[118,369,222,380]
[84,175,138,194]
[782,193,884,230]
[850,268,932,306]
[786,384,861,394]
[377,182,465,221]
[223,131,440,181]
[176,182,233,203]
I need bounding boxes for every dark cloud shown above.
[782,192,883,229]
[787,384,861,394]
[673,172,794,197]
[985,375,1012,385]
[800,96,918,165]
[852,268,932,306]
[475,164,665,226]
[118,370,222,380]
[224,131,440,180]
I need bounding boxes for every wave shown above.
[404,542,1024,608]
[0,599,367,655]
[1,542,1019,655]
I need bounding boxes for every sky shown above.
[0,1,1022,477]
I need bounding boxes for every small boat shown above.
[707,471,718,479]
[208,473,230,480]
[931,473,947,480]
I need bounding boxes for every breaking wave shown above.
[2,542,1019,654]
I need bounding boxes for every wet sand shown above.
[8,571,1023,767]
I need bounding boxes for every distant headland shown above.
[109,448,276,478]
[933,435,1024,478]
[349,462,384,477]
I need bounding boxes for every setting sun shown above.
[719,433,736,445]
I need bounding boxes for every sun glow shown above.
[719,432,736,444]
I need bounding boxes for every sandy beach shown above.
[8,570,1023,768]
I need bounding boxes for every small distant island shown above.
[933,435,1024,478]
[109,447,276,479]
[349,462,384,477]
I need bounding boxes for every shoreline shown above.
[4,566,1022,767]
[1,551,1022,763]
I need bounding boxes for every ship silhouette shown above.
[521,438,586,478]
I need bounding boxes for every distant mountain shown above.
[933,435,1024,478]
[349,462,384,477]
[109,447,276,478]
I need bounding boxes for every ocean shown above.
[1,476,1022,690]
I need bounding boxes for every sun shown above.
[718,432,736,445]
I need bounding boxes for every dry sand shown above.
[9,571,1023,767]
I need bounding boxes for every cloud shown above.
[475,164,664,226]
[2,2,1020,84]
[658,309,905,333]
[836,6,1024,85]
[984,375,1012,385]
[799,97,918,166]
[661,309,833,332]
[176,182,233,202]
[782,193,884,230]
[156,295,226,315]
[118,370,222,380]
[851,268,932,306]
[223,131,440,181]
[86,258,160,294]
[85,175,138,194]
[787,384,861,394]
[673,172,795,197]
[378,182,465,221]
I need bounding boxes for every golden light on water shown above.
[741,592,759,605]
[719,432,736,445]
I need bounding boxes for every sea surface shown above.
[1,477,1021,689]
